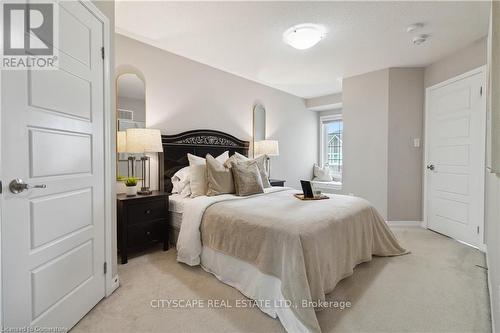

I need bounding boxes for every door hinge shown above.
[103,262,107,274]
[477,226,480,234]
[101,47,105,60]
[0,181,2,194]
[480,86,483,96]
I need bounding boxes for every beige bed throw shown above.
[201,189,408,333]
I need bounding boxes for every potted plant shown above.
[125,177,138,196]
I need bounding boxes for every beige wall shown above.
[115,34,318,190]
[341,68,424,221]
[342,69,390,218]
[306,93,342,110]
[425,37,487,88]
[490,3,500,174]
[388,68,424,221]
[485,2,500,332]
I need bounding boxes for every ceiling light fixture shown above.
[283,23,326,50]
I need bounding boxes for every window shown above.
[320,114,343,181]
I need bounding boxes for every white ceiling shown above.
[115,1,490,98]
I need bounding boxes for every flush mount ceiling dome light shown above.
[283,23,327,50]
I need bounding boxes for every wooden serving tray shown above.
[294,193,329,201]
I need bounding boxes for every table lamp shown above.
[126,128,163,195]
[254,140,279,178]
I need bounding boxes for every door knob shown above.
[9,178,46,194]
[426,164,435,171]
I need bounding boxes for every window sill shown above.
[311,180,342,193]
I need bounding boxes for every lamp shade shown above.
[126,128,163,153]
[117,131,127,153]
[254,140,279,157]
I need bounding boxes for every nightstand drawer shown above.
[127,220,165,248]
[117,191,170,264]
[128,199,167,225]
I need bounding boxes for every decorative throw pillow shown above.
[312,164,333,182]
[223,152,248,168]
[206,154,235,196]
[250,155,270,188]
[188,151,229,197]
[224,152,271,188]
[230,160,264,196]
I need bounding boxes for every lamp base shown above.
[138,187,152,195]
[138,155,152,195]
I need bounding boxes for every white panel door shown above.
[425,69,486,247]
[1,1,106,330]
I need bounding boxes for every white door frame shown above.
[0,0,117,325]
[423,65,487,250]
[0,27,3,328]
[80,0,118,298]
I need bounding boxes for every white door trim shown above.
[0,34,3,328]
[423,65,487,249]
[79,0,118,297]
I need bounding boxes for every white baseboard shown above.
[478,243,488,253]
[106,274,120,297]
[386,221,424,228]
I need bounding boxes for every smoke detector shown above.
[407,23,424,33]
[412,34,429,45]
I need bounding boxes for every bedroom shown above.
[1,1,500,333]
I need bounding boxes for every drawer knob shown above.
[146,231,151,235]
[145,209,152,214]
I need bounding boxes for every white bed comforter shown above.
[176,187,287,266]
[177,188,408,333]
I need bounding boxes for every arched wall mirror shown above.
[253,103,266,157]
[116,72,146,179]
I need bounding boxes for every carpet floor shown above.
[72,227,491,333]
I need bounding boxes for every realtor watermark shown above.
[150,298,352,310]
[1,326,67,332]
[1,0,59,70]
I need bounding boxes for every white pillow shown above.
[188,151,229,197]
[172,166,191,197]
[312,164,333,182]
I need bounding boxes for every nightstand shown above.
[117,191,169,264]
[269,179,286,187]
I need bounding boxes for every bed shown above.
[161,129,251,245]
[160,130,408,333]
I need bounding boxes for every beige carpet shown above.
[72,227,491,333]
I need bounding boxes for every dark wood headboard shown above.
[160,129,250,193]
